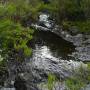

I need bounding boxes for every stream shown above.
[1,13,90,90]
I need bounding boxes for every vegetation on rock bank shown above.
[0,0,90,88]
[0,0,40,83]
[65,64,90,90]
[47,0,90,33]
[45,64,90,90]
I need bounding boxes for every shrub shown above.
[0,19,33,57]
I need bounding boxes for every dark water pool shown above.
[30,31,75,60]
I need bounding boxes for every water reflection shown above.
[30,31,75,60]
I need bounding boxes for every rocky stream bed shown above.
[0,13,90,90]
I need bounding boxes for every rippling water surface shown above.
[31,31,75,60]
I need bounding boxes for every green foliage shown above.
[62,20,90,33]
[0,19,33,57]
[81,0,90,18]
[66,77,85,90]
[56,0,86,21]
[71,21,90,33]
[38,0,58,12]
[0,0,44,22]
[87,62,90,69]
[24,46,32,57]
[51,0,90,32]
[47,73,56,90]
[65,65,90,90]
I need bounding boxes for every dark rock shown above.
[14,74,39,90]
[69,26,79,35]
[14,75,27,90]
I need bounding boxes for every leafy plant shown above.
[47,73,56,90]
[0,19,33,57]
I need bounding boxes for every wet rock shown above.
[14,75,27,90]
[31,45,87,80]
[38,13,54,29]
[14,74,38,90]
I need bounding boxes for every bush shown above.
[0,19,33,57]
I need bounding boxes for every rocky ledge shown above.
[32,13,90,61]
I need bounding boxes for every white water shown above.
[31,44,87,78]
[39,13,52,28]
